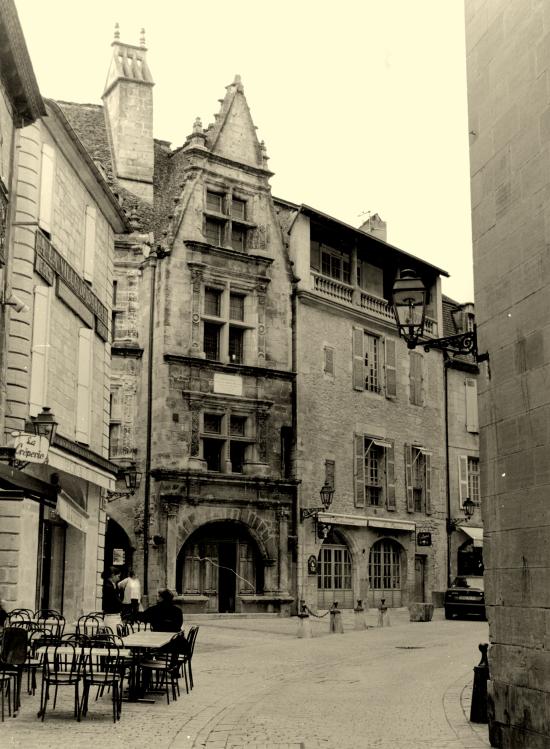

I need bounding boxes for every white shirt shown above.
[119,577,141,604]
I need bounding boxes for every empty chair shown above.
[81,643,123,723]
[76,615,103,639]
[178,625,199,693]
[39,641,84,721]
[0,626,28,717]
[139,633,181,704]
[35,610,65,639]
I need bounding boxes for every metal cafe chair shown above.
[81,643,123,722]
[38,641,85,721]
[35,610,65,639]
[0,662,16,721]
[22,627,50,696]
[138,633,181,705]
[0,626,28,718]
[76,615,103,639]
[6,609,33,623]
[178,625,199,693]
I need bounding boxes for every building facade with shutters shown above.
[0,88,127,620]
[278,200,451,611]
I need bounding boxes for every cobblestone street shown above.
[3,609,491,749]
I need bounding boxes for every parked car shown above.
[444,576,486,620]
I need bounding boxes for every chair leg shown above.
[75,682,81,722]
[40,683,49,722]
[53,684,59,710]
[183,663,189,694]
[188,660,194,690]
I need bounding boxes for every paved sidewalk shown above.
[3,609,491,749]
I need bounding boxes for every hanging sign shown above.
[417,532,432,547]
[307,555,319,575]
[13,432,49,464]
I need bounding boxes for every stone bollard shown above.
[354,599,368,630]
[329,601,344,634]
[470,643,489,724]
[377,598,391,627]
[296,599,312,639]
[408,602,434,622]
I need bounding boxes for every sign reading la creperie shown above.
[12,432,49,464]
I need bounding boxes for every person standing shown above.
[102,566,122,632]
[118,569,141,621]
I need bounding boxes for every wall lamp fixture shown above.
[446,497,475,534]
[105,462,142,501]
[300,482,335,538]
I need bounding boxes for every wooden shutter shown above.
[76,328,93,444]
[38,143,55,234]
[384,338,397,397]
[385,440,396,510]
[29,286,51,417]
[203,542,218,593]
[465,378,479,432]
[409,352,423,405]
[325,459,335,489]
[424,452,432,515]
[84,205,96,283]
[354,434,365,507]
[458,455,468,506]
[184,544,201,594]
[352,328,365,390]
[310,240,320,271]
[404,443,414,512]
[324,346,334,375]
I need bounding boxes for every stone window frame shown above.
[203,184,255,252]
[199,407,256,474]
[200,280,255,365]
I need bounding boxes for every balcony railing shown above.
[310,271,438,335]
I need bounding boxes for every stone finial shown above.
[139,28,146,47]
[114,22,120,41]
[260,140,269,167]
[233,74,244,92]
[193,116,203,133]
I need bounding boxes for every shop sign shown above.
[417,532,432,547]
[112,548,126,565]
[307,554,319,575]
[13,432,49,464]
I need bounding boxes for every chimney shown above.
[359,213,387,243]
[102,25,154,204]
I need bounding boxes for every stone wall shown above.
[465,1,550,744]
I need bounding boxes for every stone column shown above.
[162,498,180,592]
[188,399,205,471]
[277,507,290,594]
[188,264,205,357]
[256,280,269,366]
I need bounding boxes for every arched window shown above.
[368,538,403,607]
[317,529,354,608]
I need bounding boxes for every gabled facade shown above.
[0,93,127,619]
[280,201,450,610]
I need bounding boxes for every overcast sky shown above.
[16,0,473,302]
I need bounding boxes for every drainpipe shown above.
[444,354,453,587]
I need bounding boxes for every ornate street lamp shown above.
[391,269,488,362]
[26,406,58,445]
[105,463,143,501]
[300,482,335,538]
[447,496,476,534]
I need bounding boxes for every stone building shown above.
[0,66,128,617]
[465,1,550,745]
[442,297,482,584]
[277,200,450,610]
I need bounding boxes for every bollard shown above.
[296,599,312,639]
[329,601,344,634]
[377,598,391,627]
[470,643,489,724]
[354,599,367,630]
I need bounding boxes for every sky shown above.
[16,0,474,302]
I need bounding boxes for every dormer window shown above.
[203,187,252,251]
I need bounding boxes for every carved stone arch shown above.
[175,506,277,562]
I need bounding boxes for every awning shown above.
[368,517,416,532]
[459,526,483,547]
[48,447,116,491]
[56,490,89,532]
[0,463,57,504]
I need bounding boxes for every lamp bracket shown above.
[104,490,135,502]
[0,446,28,470]
[446,516,471,534]
[300,507,324,522]
[416,328,489,363]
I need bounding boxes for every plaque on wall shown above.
[213,373,243,396]
[417,532,432,547]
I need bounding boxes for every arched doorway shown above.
[317,529,354,609]
[176,521,264,613]
[104,517,133,578]
[368,538,404,607]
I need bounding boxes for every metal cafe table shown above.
[121,630,177,703]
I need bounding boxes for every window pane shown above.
[206,191,224,212]
[230,441,246,473]
[229,293,245,321]
[468,457,480,503]
[321,252,331,277]
[204,287,221,316]
[229,326,244,363]
[231,198,246,220]
[364,334,379,392]
[203,413,223,434]
[203,438,223,471]
[230,416,246,436]
[231,226,246,251]
[205,218,223,245]
[203,321,221,360]
[342,258,351,285]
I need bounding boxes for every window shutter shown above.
[384,338,397,397]
[458,455,468,506]
[324,346,334,375]
[29,286,51,417]
[424,452,432,515]
[404,443,414,512]
[310,240,320,272]
[84,205,96,283]
[385,440,396,510]
[409,352,423,405]
[325,459,335,489]
[38,143,55,234]
[76,328,93,444]
[352,328,364,390]
[465,378,479,432]
[354,434,365,507]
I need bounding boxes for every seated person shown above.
[139,589,183,632]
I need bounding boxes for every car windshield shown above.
[452,576,484,590]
